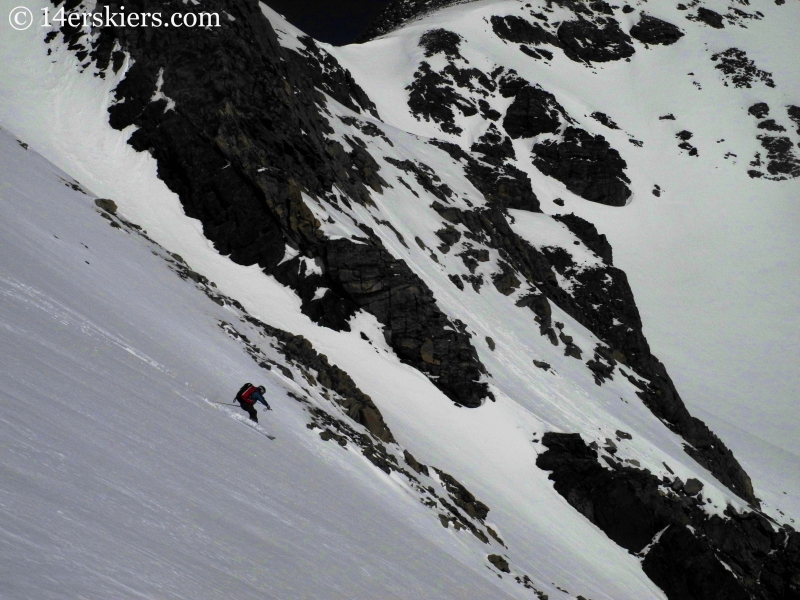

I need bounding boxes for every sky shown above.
[264,0,394,45]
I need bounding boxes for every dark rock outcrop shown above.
[712,48,775,89]
[696,7,725,29]
[749,103,771,119]
[537,432,800,600]
[490,15,559,47]
[503,85,565,139]
[756,135,800,178]
[419,28,463,59]
[487,554,511,573]
[590,111,620,130]
[431,139,540,213]
[295,36,380,118]
[63,0,758,520]
[552,213,613,264]
[758,120,786,132]
[407,62,478,135]
[787,105,800,135]
[630,14,685,45]
[557,18,635,63]
[533,127,632,206]
[323,239,489,407]
[471,125,515,164]
[169,252,500,546]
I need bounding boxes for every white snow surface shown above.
[0,0,799,597]
[0,129,532,599]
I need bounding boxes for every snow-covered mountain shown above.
[1,0,798,598]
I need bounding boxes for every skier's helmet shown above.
[258,386,266,393]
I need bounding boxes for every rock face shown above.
[696,7,725,29]
[537,432,800,600]
[323,239,489,407]
[630,15,685,46]
[502,86,566,139]
[491,15,558,47]
[552,213,613,265]
[533,127,632,207]
[557,18,635,63]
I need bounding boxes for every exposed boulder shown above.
[94,198,118,214]
[748,102,770,119]
[683,478,704,496]
[488,554,511,573]
[630,14,685,45]
[696,7,725,29]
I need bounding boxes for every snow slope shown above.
[0,0,798,598]
[0,127,541,599]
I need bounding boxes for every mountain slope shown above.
[1,0,799,598]
[0,127,542,599]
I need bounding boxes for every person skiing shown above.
[235,383,271,423]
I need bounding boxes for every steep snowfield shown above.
[0,0,799,597]
[0,128,537,599]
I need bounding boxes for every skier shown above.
[235,383,271,423]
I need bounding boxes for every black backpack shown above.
[235,382,253,402]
